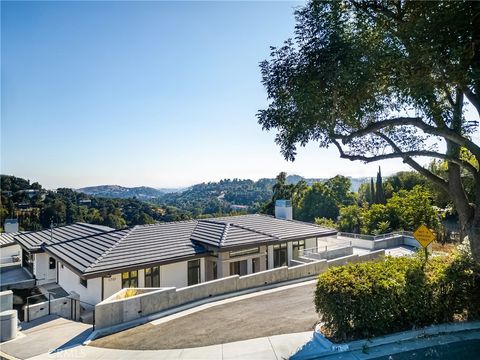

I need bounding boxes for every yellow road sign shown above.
[413,224,435,248]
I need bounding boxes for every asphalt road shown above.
[90,282,318,350]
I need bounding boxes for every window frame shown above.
[144,266,160,287]
[122,270,138,288]
[187,259,201,286]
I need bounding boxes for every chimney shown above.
[275,200,292,220]
[4,219,19,233]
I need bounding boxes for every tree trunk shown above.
[465,211,480,262]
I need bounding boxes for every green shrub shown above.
[314,253,480,341]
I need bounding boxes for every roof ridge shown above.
[228,222,280,240]
[43,228,124,249]
[84,227,135,272]
[219,223,230,247]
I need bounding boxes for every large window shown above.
[79,277,87,288]
[292,240,306,259]
[122,270,138,288]
[273,243,287,268]
[187,260,201,286]
[144,266,160,287]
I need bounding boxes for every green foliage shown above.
[294,176,356,222]
[314,217,337,229]
[338,186,440,235]
[337,205,364,233]
[0,175,190,231]
[315,253,480,341]
[374,167,385,204]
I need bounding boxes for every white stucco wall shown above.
[0,244,22,265]
[160,261,188,288]
[57,263,102,305]
[305,237,317,250]
[103,274,122,300]
[34,253,56,285]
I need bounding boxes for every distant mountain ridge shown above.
[76,175,370,200]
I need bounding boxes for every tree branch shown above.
[335,116,480,159]
[462,86,480,116]
[373,134,451,192]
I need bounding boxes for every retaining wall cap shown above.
[0,310,17,319]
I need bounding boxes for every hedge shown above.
[314,252,480,341]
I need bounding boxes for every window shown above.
[292,240,306,259]
[229,260,247,276]
[187,260,201,286]
[49,257,56,270]
[273,243,287,268]
[144,266,160,287]
[122,270,138,288]
[252,257,259,273]
[79,278,87,288]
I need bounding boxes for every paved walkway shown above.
[0,315,92,360]
[91,280,318,350]
[27,331,313,360]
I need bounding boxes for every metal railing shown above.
[0,254,21,265]
[337,231,414,241]
[298,238,352,259]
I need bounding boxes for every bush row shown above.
[314,252,480,341]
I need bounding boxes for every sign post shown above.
[413,224,436,262]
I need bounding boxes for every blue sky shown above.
[1,0,414,189]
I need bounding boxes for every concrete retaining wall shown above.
[24,292,80,322]
[351,235,420,251]
[95,249,386,330]
[0,290,13,312]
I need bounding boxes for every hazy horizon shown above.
[1,1,441,189]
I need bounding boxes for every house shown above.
[14,223,115,286]
[0,232,22,267]
[12,212,336,305]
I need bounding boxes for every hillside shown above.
[77,185,164,199]
[0,175,189,231]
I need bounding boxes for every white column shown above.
[200,258,206,282]
[267,245,274,269]
[138,269,145,287]
[247,258,253,274]
[287,241,293,265]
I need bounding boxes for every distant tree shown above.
[297,183,338,222]
[338,205,364,233]
[258,0,480,260]
[370,178,376,205]
[375,167,386,204]
[315,217,338,229]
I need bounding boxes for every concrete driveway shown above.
[90,280,319,350]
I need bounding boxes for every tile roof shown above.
[209,214,335,241]
[190,220,276,248]
[0,232,21,248]
[15,223,115,252]
[24,215,335,278]
[85,221,206,277]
